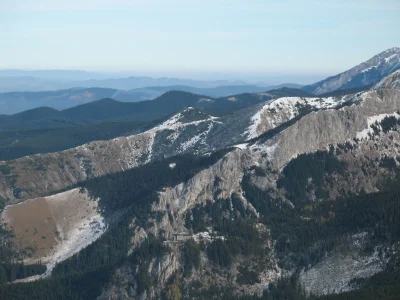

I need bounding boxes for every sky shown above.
[0,0,399,82]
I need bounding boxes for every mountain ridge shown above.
[303,47,400,95]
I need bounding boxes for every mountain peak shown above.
[13,106,60,120]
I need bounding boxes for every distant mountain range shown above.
[0,88,312,130]
[0,88,119,114]
[303,47,400,95]
[0,70,111,81]
[0,84,302,115]
[0,71,262,93]
[1,48,399,116]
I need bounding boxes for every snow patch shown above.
[385,53,398,62]
[179,132,203,151]
[356,112,400,140]
[234,143,248,150]
[42,189,106,277]
[145,132,156,163]
[151,109,220,133]
[179,121,216,152]
[361,65,377,73]
[42,210,105,277]
[199,98,213,103]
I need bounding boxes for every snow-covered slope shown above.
[303,47,400,95]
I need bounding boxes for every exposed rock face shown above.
[260,89,400,170]
[299,233,393,296]
[98,249,180,300]
[303,47,400,95]
[301,250,385,295]
[373,70,400,89]
[154,149,253,236]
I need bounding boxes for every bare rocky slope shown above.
[373,69,400,90]
[2,72,400,299]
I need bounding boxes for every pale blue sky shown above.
[0,0,399,81]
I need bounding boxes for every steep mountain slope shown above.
[303,47,400,95]
[373,69,400,89]
[2,82,400,299]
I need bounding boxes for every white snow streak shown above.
[385,54,398,62]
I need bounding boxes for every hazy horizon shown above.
[1,0,399,81]
[0,68,332,85]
